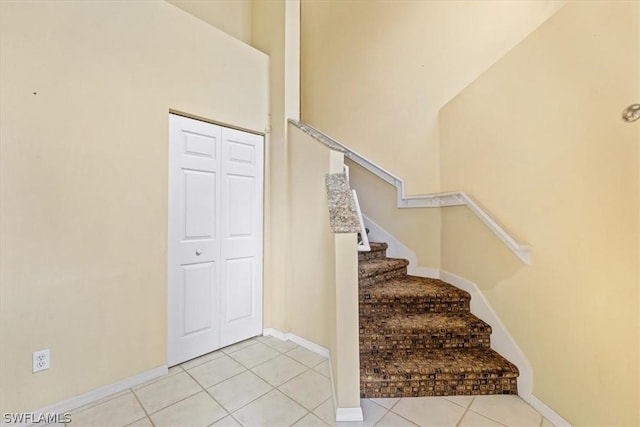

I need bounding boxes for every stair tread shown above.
[361,311,491,333]
[361,347,519,378]
[359,258,409,278]
[361,275,470,301]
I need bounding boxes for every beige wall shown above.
[166,0,252,44]
[301,0,564,195]
[288,126,337,348]
[0,0,268,413]
[251,0,289,332]
[439,2,639,425]
[346,159,441,268]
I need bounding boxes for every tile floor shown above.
[59,336,553,427]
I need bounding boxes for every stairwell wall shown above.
[439,2,639,425]
[301,0,565,196]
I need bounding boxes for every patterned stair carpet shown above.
[359,242,519,398]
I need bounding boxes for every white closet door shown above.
[219,128,264,346]
[167,115,263,366]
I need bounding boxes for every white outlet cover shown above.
[33,349,50,373]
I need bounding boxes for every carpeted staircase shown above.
[359,242,519,398]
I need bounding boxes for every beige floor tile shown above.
[188,354,247,388]
[228,342,280,368]
[279,369,332,410]
[441,395,474,409]
[207,370,273,412]
[368,398,399,410]
[180,350,226,370]
[211,415,243,426]
[150,391,227,427]
[261,336,299,353]
[221,337,260,354]
[542,418,555,427]
[133,371,202,414]
[293,413,330,426]
[313,360,331,378]
[469,396,542,427]
[458,410,505,427]
[375,411,417,427]
[392,397,465,427]
[232,389,307,427]
[286,347,326,368]
[313,398,336,426]
[251,354,308,386]
[125,418,153,427]
[68,392,146,427]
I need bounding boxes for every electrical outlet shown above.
[32,349,50,373]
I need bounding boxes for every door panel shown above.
[183,170,216,239]
[182,262,215,334]
[225,257,254,323]
[168,115,222,366]
[220,127,263,346]
[227,175,254,237]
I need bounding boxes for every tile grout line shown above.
[275,367,333,417]
[454,396,475,427]
[147,369,229,421]
[371,407,391,426]
[289,410,314,426]
[128,388,156,427]
[221,339,262,356]
[200,363,282,418]
[226,344,283,371]
[383,398,420,427]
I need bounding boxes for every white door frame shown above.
[167,113,264,366]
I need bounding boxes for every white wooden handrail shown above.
[352,190,371,252]
[294,121,531,264]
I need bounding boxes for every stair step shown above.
[360,348,519,398]
[360,312,492,353]
[358,242,388,262]
[360,276,471,315]
[359,258,409,285]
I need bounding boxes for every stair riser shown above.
[360,377,518,398]
[359,249,387,262]
[359,267,408,286]
[360,335,492,352]
[359,299,470,315]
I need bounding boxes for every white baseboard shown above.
[262,328,362,422]
[4,366,168,427]
[336,407,364,422]
[439,270,533,398]
[262,328,329,358]
[525,393,572,427]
